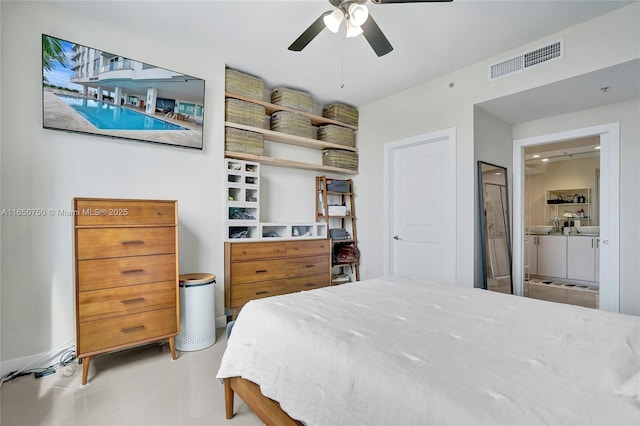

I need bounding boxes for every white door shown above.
[384,129,456,284]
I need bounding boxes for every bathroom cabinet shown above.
[526,235,599,283]
[536,235,567,278]
[567,236,599,282]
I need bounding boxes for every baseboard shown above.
[216,315,227,329]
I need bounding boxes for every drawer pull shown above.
[121,325,145,333]
[255,291,269,295]
[255,269,268,273]
[121,269,144,274]
[121,297,146,305]
[303,283,315,287]
[305,264,315,268]
[120,240,144,245]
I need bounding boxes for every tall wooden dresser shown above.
[224,239,331,317]
[74,198,179,384]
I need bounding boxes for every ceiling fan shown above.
[288,0,453,57]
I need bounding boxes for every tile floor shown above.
[0,329,261,426]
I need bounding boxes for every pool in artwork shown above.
[57,95,186,131]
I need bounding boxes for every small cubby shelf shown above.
[260,223,327,240]
[225,158,330,241]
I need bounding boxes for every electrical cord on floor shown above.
[0,345,76,388]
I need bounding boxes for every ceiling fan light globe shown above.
[323,9,345,33]
[346,20,364,38]
[348,3,369,26]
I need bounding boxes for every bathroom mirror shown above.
[478,161,513,294]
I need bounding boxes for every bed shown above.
[216,277,640,425]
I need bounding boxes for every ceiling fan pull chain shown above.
[340,36,345,88]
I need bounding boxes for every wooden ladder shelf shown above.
[316,176,360,284]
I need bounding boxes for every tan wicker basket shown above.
[225,98,266,129]
[323,149,358,171]
[225,127,264,156]
[270,111,313,139]
[323,103,359,127]
[318,124,355,147]
[225,68,264,99]
[271,87,314,113]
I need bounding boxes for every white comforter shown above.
[216,277,640,425]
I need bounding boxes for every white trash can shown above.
[176,273,216,351]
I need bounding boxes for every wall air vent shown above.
[489,39,564,80]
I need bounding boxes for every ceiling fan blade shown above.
[371,0,453,3]
[288,12,330,52]
[360,15,393,57]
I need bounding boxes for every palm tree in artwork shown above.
[42,34,69,83]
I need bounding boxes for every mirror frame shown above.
[478,161,513,294]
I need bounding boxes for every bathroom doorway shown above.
[522,138,600,308]
[512,123,620,313]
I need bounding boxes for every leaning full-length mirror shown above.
[478,161,512,294]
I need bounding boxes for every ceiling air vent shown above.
[489,39,564,80]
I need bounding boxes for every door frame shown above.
[382,127,457,279]
[512,123,620,312]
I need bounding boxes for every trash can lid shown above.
[179,273,216,284]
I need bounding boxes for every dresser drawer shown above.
[229,242,285,261]
[230,280,286,308]
[78,281,176,323]
[78,307,177,355]
[78,254,176,291]
[285,240,330,256]
[285,274,330,293]
[77,227,176,260]
[230,259,286,284]
[286,255,330,277]
[75,199,176,226]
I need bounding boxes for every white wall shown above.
[357,3,639,289]
[513,98,640,315]
[0,2,229,369]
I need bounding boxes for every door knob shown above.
[393,235,400,240]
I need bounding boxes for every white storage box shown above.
[328,205,348,216]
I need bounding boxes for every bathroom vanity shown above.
[525,234,599,283]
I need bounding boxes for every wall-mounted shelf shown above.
[545,188,591,225]
[224,151,358,175]
[225,122,358,152]
[225,92,358,131]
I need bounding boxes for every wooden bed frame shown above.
[224,376,302,425]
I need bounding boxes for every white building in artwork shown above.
[69,43,204,121]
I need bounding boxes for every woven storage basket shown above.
[323,149,358,171]
[225,98,266,128]
[225,69,264,99]
[323,103,359,127]
[318,124,355,147]
[225,127,264,156]
[271,87,313,113]
[271,111,313,139]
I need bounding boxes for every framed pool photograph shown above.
[42,34,205,150]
